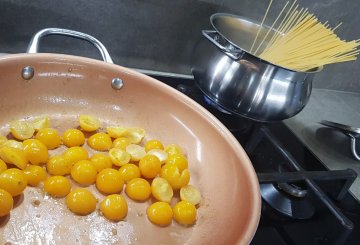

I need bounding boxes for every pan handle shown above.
[27,28,113,63]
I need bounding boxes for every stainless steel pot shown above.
[191,13,321,122]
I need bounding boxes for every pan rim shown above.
[0,53,261,244]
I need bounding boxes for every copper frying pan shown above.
[0,28,260,245]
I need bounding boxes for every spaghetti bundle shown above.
[250,0,360,71]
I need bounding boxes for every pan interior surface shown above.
[0,54,260,245]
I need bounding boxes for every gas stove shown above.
[148,72,360,245]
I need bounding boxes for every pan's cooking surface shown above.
[0,54,260,245]
[0,115,193,244]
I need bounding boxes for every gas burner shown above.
[260,163,315,219]
[203,95,232,114]
[277,182,307,198]
[277,164,308,198]
[260,183,315,219]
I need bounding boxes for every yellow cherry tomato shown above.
[90,153,112,172]
[0,168,27,196]
[66,188,97,215]
[126,144,146,162]
[1,140,23,150]
[0,188,13,217]
[139,155,161,179]
[173,201,197,225]
[106,126,127,138]
[180,185,202,206]
[23,165,47,186]
[63,146,89,165]
[88,133,112,151]
[164,144,183,156]
[125,178,151,201]
[78,115,100,132]
[109,148,130,167]
[147,202,173,227]
[44,176,71,198]
[62,129,85,147]
[151,177,173,203]
[147,149,168,164]
[96,168,124,194]
[71,160,97,185]
[165,153,188,172]
[46,155,72,176]
[0,146,28,170]
[112,137,131,150]
[160,164,190,190]
[10,120,35,140]
[23,139,49,165]
[145,140,164,152]
[122,127,146,144]
[32,116,50,131]
[35,128,61,150]
[0,159,7,174]
[100,194,128,221]
[0,135,7,145]
[118,164,140,182]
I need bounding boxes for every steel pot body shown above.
[191,14,318,122]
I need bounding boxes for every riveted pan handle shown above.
[27,28,113,63]
[202,30,243,60]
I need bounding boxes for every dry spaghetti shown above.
[252,0,360,71]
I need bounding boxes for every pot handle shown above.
[27,28,113,64]
[202,30,243,60]
[348,135,360,161]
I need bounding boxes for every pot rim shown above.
[210,13,323,74]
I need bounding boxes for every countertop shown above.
[284,88,360,201]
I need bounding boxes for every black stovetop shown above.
[150,73,360,245]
